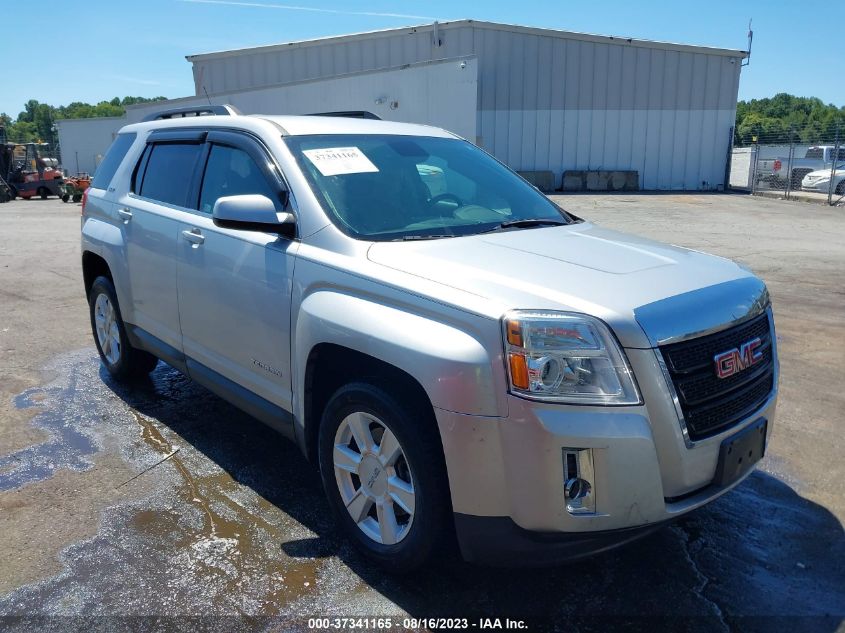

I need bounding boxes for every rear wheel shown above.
[318,382,450,572]
[836,180,845,196]
[88,276,159,380]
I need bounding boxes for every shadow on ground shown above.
[107,362,845,629]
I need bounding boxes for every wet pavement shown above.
[0,196,844,631]
[0,350,843,630]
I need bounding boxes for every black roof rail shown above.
[142,104,241,122]
[307,111,381,120]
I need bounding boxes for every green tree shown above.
[2,96,168,143]
[735,93,845,145]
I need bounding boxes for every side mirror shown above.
[212,194,295,234]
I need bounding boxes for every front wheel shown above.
[318,382,450,572]
[88,276,159,381]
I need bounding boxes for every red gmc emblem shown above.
[714,337,764,379]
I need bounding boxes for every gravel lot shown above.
[0,193,843,631]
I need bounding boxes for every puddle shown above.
[1,369,99,491]
[128,406,322,609]
[0,350,355,617]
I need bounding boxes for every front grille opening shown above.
[660,312,775,441]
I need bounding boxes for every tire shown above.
[61,194,70,203]
[318,381,450,572]
[8,187,16,200]
[88,276,159,381]
[72,193,82,203]
[836,181,845,196]
[38,187,48,200]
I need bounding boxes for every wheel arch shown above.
[82,250,112,296]
[81,216,133,321]
[302,343,436,464]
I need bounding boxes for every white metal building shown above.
[59,20,747,190]
[57,56,477,175]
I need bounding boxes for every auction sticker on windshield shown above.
[303,147,379,176]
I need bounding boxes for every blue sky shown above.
[2,0,841,117]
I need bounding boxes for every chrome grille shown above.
[660,312,775,441]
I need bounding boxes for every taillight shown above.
[773,160,782,172]
[81,187,89,215]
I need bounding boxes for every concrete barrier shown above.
[562,170,639,192]
[517,170,555,193]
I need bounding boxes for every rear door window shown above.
[91,132,136,190]
[138,143,203,207]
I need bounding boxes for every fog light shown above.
[562,448,595,514]
[565,477,591,501]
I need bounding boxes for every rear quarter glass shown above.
[90,133,137,190]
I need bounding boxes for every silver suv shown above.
[81,105,778,570]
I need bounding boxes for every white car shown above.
[801,165,845,194]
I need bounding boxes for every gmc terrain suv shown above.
[81,105,778,570]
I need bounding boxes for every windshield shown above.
[285,134,573,240]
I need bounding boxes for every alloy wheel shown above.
[332,411,416,545]
[94,293,121,365]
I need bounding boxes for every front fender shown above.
[293,290,503,429]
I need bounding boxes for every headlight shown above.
[502,311,641,405]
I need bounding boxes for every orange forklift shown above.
[0,130,64,200]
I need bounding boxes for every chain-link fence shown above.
[729,123,844,206]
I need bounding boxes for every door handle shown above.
[182,229,205,245]
[117,208,132,223]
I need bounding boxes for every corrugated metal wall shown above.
[189,23,743,190]
[472,28,741,190]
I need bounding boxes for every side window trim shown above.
[187,141,212,211]
[147,129,208,144]
[131,144,153,194]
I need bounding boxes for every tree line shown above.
[1,97,167,144]
[735,93,845,146]
[2,92,843,148]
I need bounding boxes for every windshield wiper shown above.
[394,234,457,241]
[482,218,568,233]
[499,218,568,228]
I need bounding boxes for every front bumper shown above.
[436,364,778,565]
[453,514,668,566]
[801,181,829,191]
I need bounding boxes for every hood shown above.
[367,222,765,348]
[805,167,843,178]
